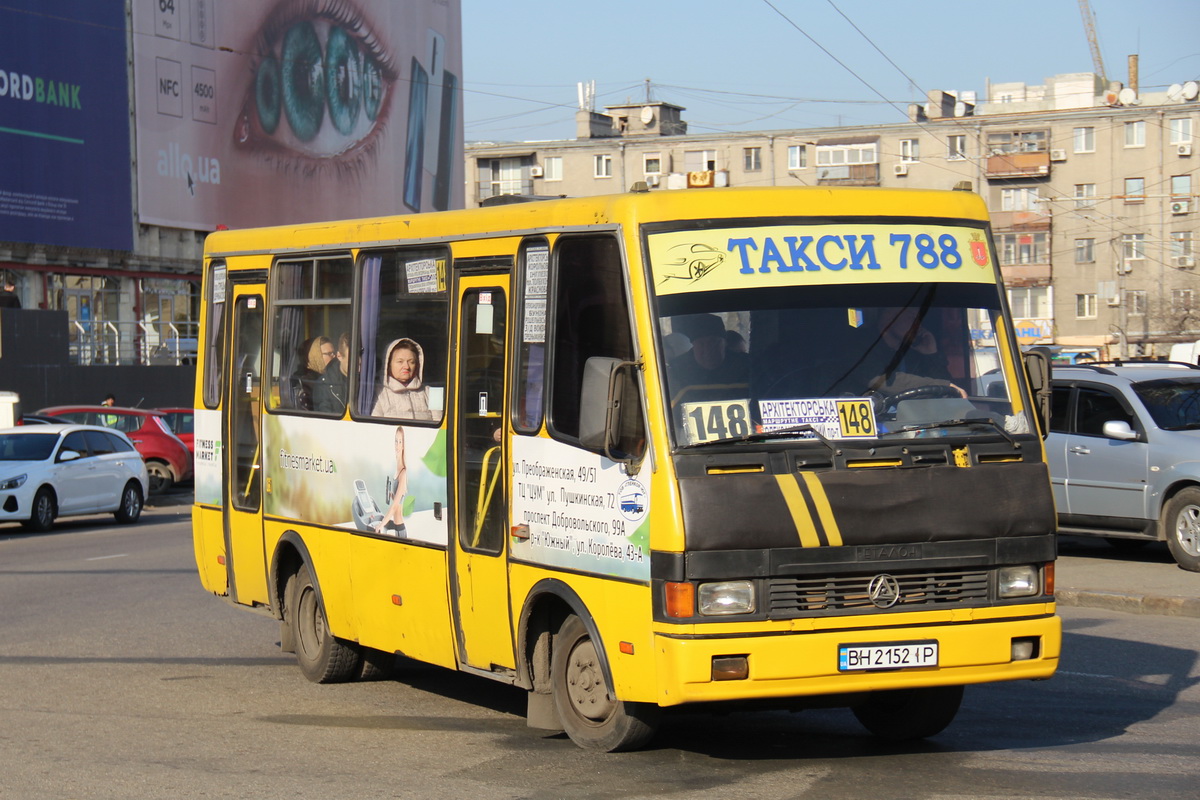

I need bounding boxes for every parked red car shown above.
[37,405,192,494]
[156,408,194,455]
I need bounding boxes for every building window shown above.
[1124,120,1145,148]
[1123,233,1146,261]
[787,144,807,169]
[1124,177,1145,203]
[998,232,1049,265]
[1001,187,1041,211]
[1074,183,1096,209]
[643,153,661,175]
[1076,293,1097,319]
[684,149,717,172]
[900,139,919,162]
[986,130,1047,153]
[1169,117,1193,144]
[1008,286,1050,318]
[1172,231,1195,258]
[816,143,878,165]
[743,147,762,172]
[1073,126,1095,153]
[1172,174,1192,197]
[1075,238,1095,263]
[1126,289,1147,316]
[947,135,966,160]
[479,157,525,198]
[543,156,562,181]
[593,154,612,178]
[1173,289,1194,313]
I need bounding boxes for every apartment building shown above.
[466,73,1199,357]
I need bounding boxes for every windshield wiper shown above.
[890,417,1019,447]
[680,424,838,455]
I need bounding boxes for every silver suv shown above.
[1047,361,1200,571]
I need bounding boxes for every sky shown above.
[460,0,1200,143]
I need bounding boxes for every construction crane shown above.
[1077,0,1107,84]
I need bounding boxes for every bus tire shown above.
[550,614,658,752]
[290,564,361,683]
[1163,488,1200,572]
[357,647,396,681]
[852,685,963,741]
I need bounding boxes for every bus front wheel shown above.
[851,685,963,740]
[289,564,361,683]
[550,614,658,752]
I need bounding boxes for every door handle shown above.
[1069,445,1091,454]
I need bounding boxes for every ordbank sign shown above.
[0,1,131,250]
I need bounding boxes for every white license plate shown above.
[838,641,938,672]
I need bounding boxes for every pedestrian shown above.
[0,277,20,308]
[101,394,117,426]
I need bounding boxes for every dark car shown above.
[37,405,192,494]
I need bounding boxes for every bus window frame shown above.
[353,244,452,426]
[544,232,642,451]
[201,260,227,410]
[511,236,551,435]
[265,253,354,417]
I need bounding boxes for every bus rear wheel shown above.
[550,614,658,752]
[852,685,963,740]
[289,563,361,683]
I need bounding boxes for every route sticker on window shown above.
[759,398,877,439]
[682,399,752,444]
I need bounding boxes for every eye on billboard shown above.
[131,0,464,231]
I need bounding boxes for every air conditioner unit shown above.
[644,173,660,187]
[1179,143,1194,157]
[1171,199,1191,215]
[1175,255,1196,268]
[893,163,909,176]
[1107,295,1122,307]
[529,165,544,177]
[1049,149,1067,162]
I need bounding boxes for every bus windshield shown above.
[647,224,1031,447]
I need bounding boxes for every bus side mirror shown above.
[1022,347,1052,437]
[579,356,646,472]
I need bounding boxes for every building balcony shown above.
[816,163,880,186]
[985,151,1050,179]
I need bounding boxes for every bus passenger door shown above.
[223,289,268,605]
[451,276,515,671]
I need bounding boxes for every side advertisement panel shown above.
[510,437,650,581]
[130,0,464,231]
[0,1,133,250]
[262,415,449,547]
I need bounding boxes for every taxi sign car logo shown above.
[868,574,902,608]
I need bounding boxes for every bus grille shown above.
[767,569,991,616]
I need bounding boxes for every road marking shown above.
[85,554,128,561]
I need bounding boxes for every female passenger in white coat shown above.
[371,337,435,420]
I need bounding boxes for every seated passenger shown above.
[668,314,749,403]
[294,336,334,410]
[314,333,349,414]
[372,337,435,420]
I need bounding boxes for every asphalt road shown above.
[1,507,1198,800]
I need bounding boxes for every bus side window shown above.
[548,235,634,442]
[267,256,352,414]
[358,247,449,423]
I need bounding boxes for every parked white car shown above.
[0,424,149,531]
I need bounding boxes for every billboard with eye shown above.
[0,1,133,250]
[131,0,463,230]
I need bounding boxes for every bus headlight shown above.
[0,474,27,491]
[998,565,1039,598]
[698,581,756,615]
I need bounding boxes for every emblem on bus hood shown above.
[867,574,902,609]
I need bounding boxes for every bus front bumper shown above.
[653,612,1060,706]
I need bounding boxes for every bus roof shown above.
[203,186,991,259]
